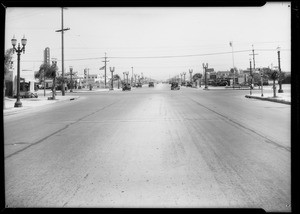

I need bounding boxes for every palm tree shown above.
[193,73,203,87]
[4,48,13,108]
[113,74,121,89]
[35,62,58,99]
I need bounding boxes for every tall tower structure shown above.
[44,47,50,65]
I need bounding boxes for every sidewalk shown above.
[245,84,291,105]
[3,95,80,116]
[3,88,124,116]
[193,84,291,105]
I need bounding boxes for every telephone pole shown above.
[102,52,109,88]
[249,45,258,71]
[55,7,70,96]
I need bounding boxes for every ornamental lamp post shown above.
[69,66,73,92]
[277,47,283,93]
[203,63,208,89]
[189,69,193,83]
[259,69,264,97]
[126,72,129,84]
[51,58,58,99]
[11,35,27,107]
[110,67,115,90]
[123,72,126,83]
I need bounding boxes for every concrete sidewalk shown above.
[245,84,291,104]
[193,84,291,104]
[3,95,80,116]
[3,88,125,116]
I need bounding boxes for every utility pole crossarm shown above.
[55,28,70,32]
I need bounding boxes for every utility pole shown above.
[249,45,258,71]
[102,52,109,88]
[55,7,70,96]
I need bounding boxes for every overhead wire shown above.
[22,48,289,63]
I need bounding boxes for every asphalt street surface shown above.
[4,83,291,211]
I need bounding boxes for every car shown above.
[122,83,131,91]
[135,83,142,88]
[148,82,154,87]
[217,81,228,86]
[186,82,193,87]
[171,82,180,90]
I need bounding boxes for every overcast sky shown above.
[5,2,291,80]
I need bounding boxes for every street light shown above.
[259,69,264,97]
[203,63,208,89]
[189,69,193,84]
[180,73,183,84]
[51,58,58,99]
[277,47,283,93]
[131,67,133,86]
[11,35,27,107]
[110,67,115,90]
[126,72,129,84]
[69,66,73,92]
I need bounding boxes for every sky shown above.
[5,2,291,81]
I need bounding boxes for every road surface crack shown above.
[5,100,120,159]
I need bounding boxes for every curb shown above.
[245,95,290,105]
[3,96,80,116]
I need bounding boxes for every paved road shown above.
[4,83,291,211]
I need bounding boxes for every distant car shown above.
[148,82,154,87]
[171,82,180,90]
[135,83,142,88]
[122,83,131,91]
[186,82,193,87]
[217,81,228,86]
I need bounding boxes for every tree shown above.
[35,62,58,99]
[192,73,202,87]
[265,69,279,97]
[4,48,14,108]
[230,67,238,74]
[113,74,121,89]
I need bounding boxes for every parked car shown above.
[122,83,131,91]
[171,82,180,90]
[217,81,228,86]
[135,83,142,88]
[186,82,193,87]
[148,82,154,87]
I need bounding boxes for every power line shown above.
[109,50,252,59]
[22,48,290,63]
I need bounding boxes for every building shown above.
[44,47,50,65]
